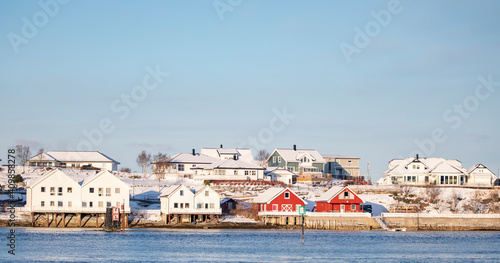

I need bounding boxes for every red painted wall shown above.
[316,188,363,212]
[259,190,305,212]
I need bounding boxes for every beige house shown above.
[322,154,360,179]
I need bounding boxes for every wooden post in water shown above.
[301,214,304,244]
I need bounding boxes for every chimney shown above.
[220,144,223,148]
[192,149,196,156]
[416,154,419,160]
[293,144,297,151]
[233,155,237,160]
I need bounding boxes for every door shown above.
[340,204,345,213]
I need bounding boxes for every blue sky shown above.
[1,0,499,181]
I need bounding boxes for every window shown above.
[58,187,63,196]
[180,203,184,209]
[284,192,290,199]
[41,201,45,207]
[178,164,184,171]
[50,201,55,207]
[344,191,350,199]
[245,171,249,175]
[107,202,111,208]
[204,203,208,209]
[278,156,282,163]
[41,187,45,193]
[68,201,72,207]
[89,188,94,193]
[210,203,214,209]
[252,171,256,176]
[205,191,209,196]
[352,204,356,211]
[272,204,278,211]
[89,202,93,207]
[272,156,276,163]
[185,203,189,209]
[197,203,202,209]
[234,170,238,175]
[82,202,87,207]
[98,201,103,208]
[98,188,103,196]
[115,188,120,194]
[58,201,63,207]
[67,187,72,193]
[50,187,55,196]
[180,190,184,196]
[106,188,111,197]
[174,203,178,208]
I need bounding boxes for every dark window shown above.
[41,187,45,193]
[89,188,94,193]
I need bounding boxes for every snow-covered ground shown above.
[220,215,259,223]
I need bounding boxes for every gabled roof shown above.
[158,185,183,198]
[81,170,130,189]
[252,187,307,204]
[316,186,364,203]
[28,151,120,164]
[192,159,265,170]
[468,164,495,175]
[27,169,123,188]
[168,153,219,164]
[193,185,220,198]
[267,149,326,164]
[383,157,466,175]
[200,148,254,163]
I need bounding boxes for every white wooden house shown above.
[26,169,131,213]
[467,164,497,187]
[159,184,221,224]
[191,159,265,181]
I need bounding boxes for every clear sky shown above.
[1,0,499,181]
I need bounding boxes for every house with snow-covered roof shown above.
[266,146,326,184]
[315,186,364,213]
[159,184,221,224]
[160,150,219,177]
[26,169,130,213]
[264,167,296,185]
[192,158,265,181]
[253,187,307,215]
[200,146,255,163]
[28,151,120,171]
[379,155,497,187]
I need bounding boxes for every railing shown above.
[166,208,222,214]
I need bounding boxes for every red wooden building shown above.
[253,187,307,213]
[315,186,364,213]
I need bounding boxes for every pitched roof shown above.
[316,186,363,203]
[28,151,120,164]
[467,164,495,175]
[27,169,129,188]
[169,153,219,164]
[193,159,265,170]
[200,148,254,163]
[158,185,182,197]
[383,157,466,175]
[252,187,307,204]
[268,149,326,164]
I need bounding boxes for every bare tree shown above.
[15,145,31,173]
[255,149,270,167]
[136,151,151,178]
[152,152,171,191]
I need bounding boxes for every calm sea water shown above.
[1,227,499,262]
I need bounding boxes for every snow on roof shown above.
[28,151,119,164]
[384,157,467,175]
[193,159,265,170]
[270,149,326,163]
[169,153,219,164]
[27,169,128,188]
[316,186,345,202]
[321,154,360,159]
[159,185,181,197]
[221,197,236,204]
[467,164,494,174]
[200,148,254,162]
[252,187,285,203]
